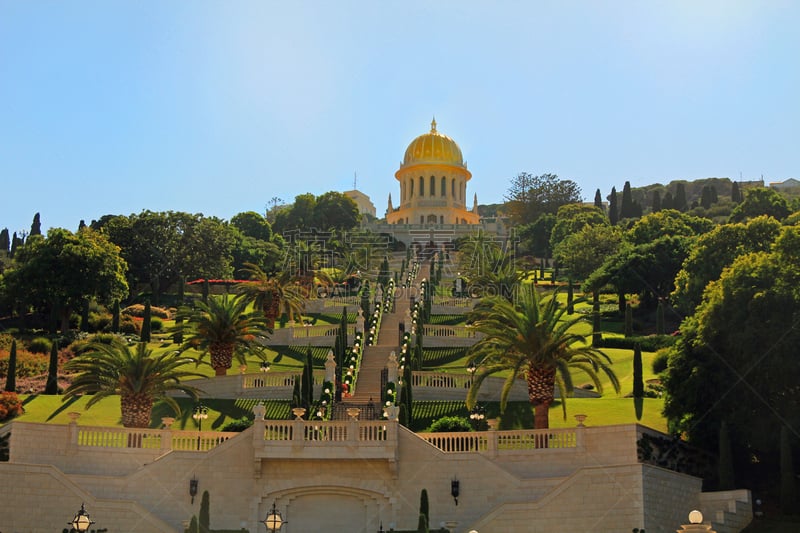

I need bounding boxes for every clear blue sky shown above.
[1,1,798,234]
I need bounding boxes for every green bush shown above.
[88,311,112,332]
[428,416,472,433]
[220,416,254,432]
[122,304,171,319]
[652,349,670,374]
[27,337,52,355]
[0,334,15,351]
[68,333,123,355]
[120,316,141,335]
[150,316,164,332]
[596,334,676,352]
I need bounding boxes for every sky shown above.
[1,1,798,234]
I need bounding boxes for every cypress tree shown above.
[80,299,90,332]
[291,377,302,412]
[304,346,314,410]
[620,181,634,219]
[4,340,17,392]
[651,190,661,213]
[45,341,59,394]
[656,300,665,335]
[781,425,797,513]
[0,228,9,254]
[594,188,603,211]
[566,280,574,315]
[10,231,19,257]
[30,212,42,236]
[338,306,348,370]
[111,300,120,333]
[608,187,618,225]
[78,219,86,231]
[731,181,742,203]
[360,280,371,318]
[188,515,199,533]
[416,513,429,533]
[419,489,429,529]
[710,185,718,204]
[624,303,633,337]
[718,421,735,490]
[662,191,674,210]
[199,491,211,533]
[592,292,601,347]
[399,363,413,428]
[700,186,713,209]
[141,299,152,343]
[675,183,688,212]
[632,344,644,398]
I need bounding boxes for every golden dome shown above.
[402,119,465,168]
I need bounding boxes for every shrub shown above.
[120,315,141,335]
[220,417,254,432]
[428,416,472,433]
[0,349,48,378]
[27,337,52,355]
[68,333,124,355]
[88,311,112,332]
[0,334,15,352]
[122,304,171,319]
[0,391,24,421]
[150,316,164,332]
[652,348,670,374]
[596,334,676,352]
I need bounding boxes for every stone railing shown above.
[417,427,580,456]
[291,324,355,338]
[253,418,399,461]
[432,296,473,308]
[75,425,238,453]
[411,371,473,390]
[421,324,481,338]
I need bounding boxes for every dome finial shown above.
[431,116,437,133]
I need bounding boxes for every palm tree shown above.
[237,263,306,329]
[178,295,270,376]
[466,286,620,429]
[63,339,204,428]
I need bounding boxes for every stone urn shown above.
[292,407,307,420]
[346,407,361,420]
[161,417,175,429]
[574,414,588,427]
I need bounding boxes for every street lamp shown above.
[68,503,94,532]
[469,405,486,422]
[193,404,208,450]
[260,361,271,373]
[262,500,286,532]
[466,360,477,375]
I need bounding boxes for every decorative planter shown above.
[346,407,361,420]
[574,414,588,427]
[292,407,307,420]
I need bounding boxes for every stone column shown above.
[387,351,399,385]
[356,309,365,334]
[325,350,337,383]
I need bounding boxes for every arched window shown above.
[441,177,446,196]
[420,215,425,224]
[419,176,424,197]
[427,214,437,224]
[451,178,456,197]
[440,215,444,224]
[410,179,414,197]
[430,176,435,196]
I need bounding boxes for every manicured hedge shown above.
[595,334,676,352]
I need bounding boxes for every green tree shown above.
[553,224,621,282]
[3,228,128,332]
[63,339,202,427]
[674,182,688,212]
[466,286,619,429]
[188,516,199,533]
[301,347,314,411]
[664,229,800,471]
[608,186,619,225]
[4,339,17,392]
[620,181,636,219]
[651,190,662,213]
[504,173,582,225]
[731,181,742,203]
[141,299,152,343]
[594,189,603,210]
[0,228,9,254]
[624,304,633,337]
[419,489,429,530]
[672,216,781,314]
[178,295,269,376]
[111,300,121,333]
[399,362,413,428]
[230,211,273,241]
[314,191,361,231]
[632,344,643,398]
[729,187,791,222]
[626,210,712,246]
[44,341,59,395]
[30,212,42,236]
[199,491,210,533]
[549,204,608,252]
[416,513,429,533]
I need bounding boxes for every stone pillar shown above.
[325,350,337,383]
[356,309,365,334]
[67,412,81,454]
[387,351,399,385]
[404,309,412,333]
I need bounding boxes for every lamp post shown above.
[260,361,271,373]
[262,500,286,532]
[68,503,94,532]
[192,404,208,450]
[466,359,477,375]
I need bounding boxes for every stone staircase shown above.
[329,261,430,420]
